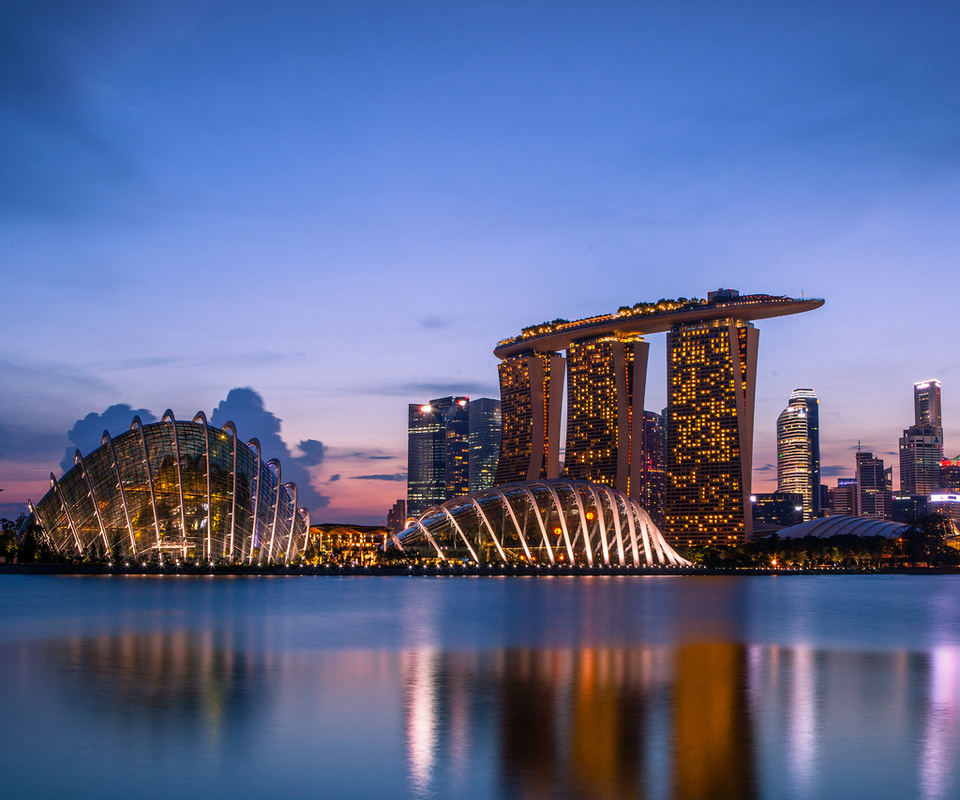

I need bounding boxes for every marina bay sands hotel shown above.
[493,289,823,546]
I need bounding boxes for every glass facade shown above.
[776,388,820,520]
[391,479,690,567]
[30,413,309,564]
[468,398,501,493]
[639,410,666,528]
[407,397,469,517]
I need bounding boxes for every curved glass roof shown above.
[29,411,309,564]
[777,515,908,539]
[391,479,690,567]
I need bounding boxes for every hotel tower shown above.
[493,289,822,545]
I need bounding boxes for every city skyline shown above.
[2,2,959,524]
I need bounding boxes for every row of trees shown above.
[683,515,960,569]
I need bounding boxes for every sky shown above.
[2,0,959,524]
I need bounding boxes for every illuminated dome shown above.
[777,515,908,539]
[390,480,690,567]
[29,411,309,564]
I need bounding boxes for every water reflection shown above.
[2,576,960,800]
[400,643,960,800]
[43,629,272,752]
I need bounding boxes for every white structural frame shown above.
[395,479,690,567]
[28,413,308,564]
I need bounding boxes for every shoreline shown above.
[1,563,957,577]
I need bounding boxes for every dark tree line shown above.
[684,514,960,569]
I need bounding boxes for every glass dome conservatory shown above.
[28,411,310,564]
[389,479,690,567]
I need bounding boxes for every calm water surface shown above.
[1,574,959,799]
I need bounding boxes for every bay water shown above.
[1,573,958,799]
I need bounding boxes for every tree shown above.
[903,514,960,567]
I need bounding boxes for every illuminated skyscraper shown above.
[899,424,941,496]
[914,380,943,444]
[776,388,821,520]
[664,314,759,544]
[494,353,564,484]
[468,397,501,492]
[407,396,469,516]
[563,337,649,495]
[901,380,944,497]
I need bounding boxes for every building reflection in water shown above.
[672,643,755,800]
[401,642,756,800]
[46,629,271,747]
[401,642,960,800]
[921,646,960,800]
[31,627,960,799]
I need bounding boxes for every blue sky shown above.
[2,0,959,523]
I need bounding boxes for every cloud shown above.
[296,439,327,466]
[754,463,776,472]
[821,465,850,477]
[60,404,157,473]
[351,474,407,482]
[210,388,330,512]
[325,448,398,461]
[418,315,448,330]
[328,474,340,482]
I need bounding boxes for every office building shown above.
[856,450,892,519]
[468,398,501,492]
[408,396,503,516]
[776,388,821,521]
[830,478,858,515]
[639,411,666,528]
[914,380,943,444]
[386,499,406,532]
[891,494,928,523]
[899,424,941,496]
[751,492,804,531]
[941,458,960,493]
[407,397,468,516]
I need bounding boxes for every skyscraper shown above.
[494,353,564,484]
[901,380,944,497]
[664,314,759,545]
[408,396,502,516]
[856,450,892,519]
[899,424,941,496]
[407,396,468,516]
[564,336,649,495]
[468,397,501,492]
[776,388,821,521]
[914,380,943,444]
